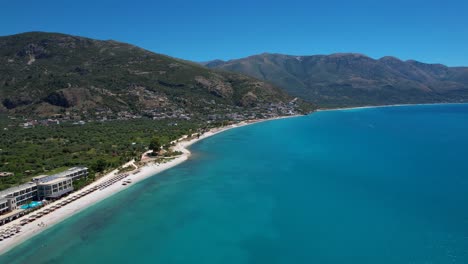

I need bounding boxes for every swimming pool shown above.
[20,201,42,209]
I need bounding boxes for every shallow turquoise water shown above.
[2,104,468,263]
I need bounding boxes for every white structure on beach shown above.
[0,182,38,209]
[0,197,18,215]
[37,177,74,199]
[48,166,89,181]
[34,167,88,199]
[0,166,88,215]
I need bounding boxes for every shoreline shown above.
[316,102,468,112]
[0,114,300,255]
[1,102,466,255]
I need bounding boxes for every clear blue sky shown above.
[1,0,467,66]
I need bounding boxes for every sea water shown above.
[1,104,468,263]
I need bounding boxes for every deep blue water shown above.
[2,104,468,263]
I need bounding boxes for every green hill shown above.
[0,32,311,119]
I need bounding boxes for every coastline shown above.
[1,102,466,256]
[316,102,467,112]
[0,114,300,255]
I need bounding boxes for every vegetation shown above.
[206,53,468,108]
[117,165,135,174]
[72,175,95,191]
[0,118,203,190]
[0,32,310,117]
[168,150,183,156]
[0,33,314,193]
[148,137,162,155]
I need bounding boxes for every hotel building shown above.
[0,182,38,208]
[0,166,88,215]
[36,177,74,200]
[54,166,89,181]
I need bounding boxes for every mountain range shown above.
[204,53,468,107]
[2,32,467,116]
[0,32,310,119]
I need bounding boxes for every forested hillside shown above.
[205,53,468,107]
[0,32,312,118]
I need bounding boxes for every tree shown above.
[149,137,161,155]
[92,159,107,172]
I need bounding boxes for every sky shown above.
[1,0,467,66]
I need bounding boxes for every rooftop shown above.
[35,166,88,184]
[38,177,72,186]
[51,166,88,179]
[34,175,59,183]
[32,175,49,181]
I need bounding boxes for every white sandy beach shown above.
[0,115,299,255]
[316,102,465,112]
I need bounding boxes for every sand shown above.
[316,102,465,112]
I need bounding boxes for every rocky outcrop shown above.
[239,92,258,106]
[195,76,234,98]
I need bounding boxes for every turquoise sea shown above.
[2,104,468,263]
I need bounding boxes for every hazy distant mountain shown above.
[204,53,468,107]
[0,33,311,118]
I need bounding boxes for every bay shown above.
[2,104,468,263]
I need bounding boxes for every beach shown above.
[0,115,299,255]
[316,102,465,112]
[2,104,468,263]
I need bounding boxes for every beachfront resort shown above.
[0,167,89,224]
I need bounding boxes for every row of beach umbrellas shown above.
[98,173,130,190]
[0,173,132,241]
[0,225,21,241]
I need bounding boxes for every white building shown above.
[34,166,88,199]
[52,167,89,181]
[37,177,74,200]
[0,166,88,215]
[0,182,38,207]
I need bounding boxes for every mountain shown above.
[0,33,311,119]
[204,53,468,107]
